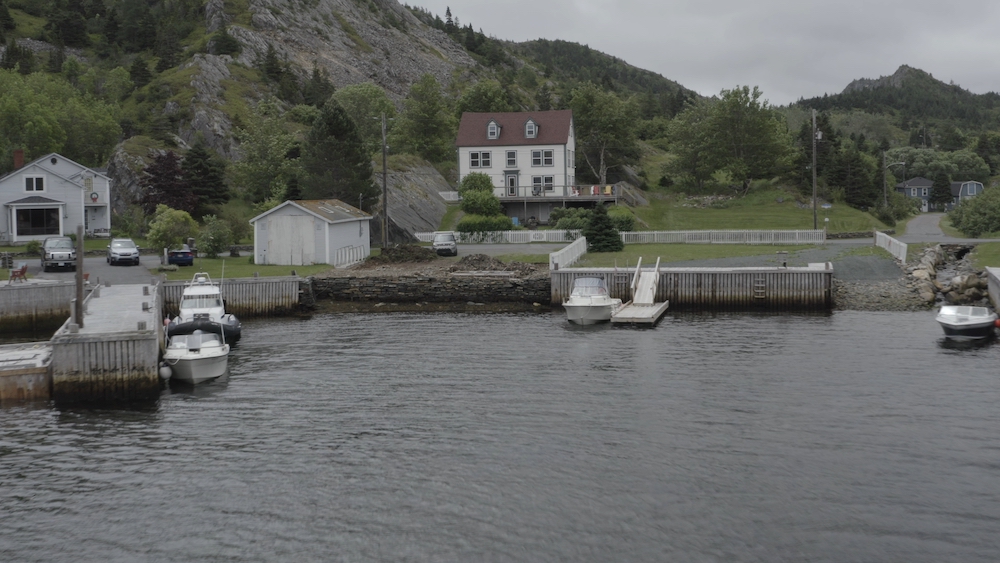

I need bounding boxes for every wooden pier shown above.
[553,263,833,312]
[0,280,75,335]
[161,275,301,317]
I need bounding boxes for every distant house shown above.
[895,177,984,211]
[455,110,615,224]
[249,199,371,267]
[0,151,111,244]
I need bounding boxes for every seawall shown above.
[311,274,550,304]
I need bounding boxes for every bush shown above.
[460,189,503,216]
[949,186,1000,237]
[199,215,233,259]
[455,214,514,233]
[25,240,41,255]
[608,206,635,232]
[147,205,198,252]
[458,172,495,196]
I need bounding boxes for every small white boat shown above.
[935,305,998,340]
[563,277,623,325]
[161,327,230,384]
[167,272,241,344]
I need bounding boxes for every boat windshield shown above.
[571,278,608,297]
[180,296,223,309]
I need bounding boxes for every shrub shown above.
[199,215,233,259]
[147,204,198,252]
[458,172,495,196]
[460,189,502,216]
[25,240,41,255]
[455,214,514,233]
[607,206,635,232]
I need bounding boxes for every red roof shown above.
[455,110,573,147]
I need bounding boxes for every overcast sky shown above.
[411,0,1000,106]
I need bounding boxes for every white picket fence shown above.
[621,230,826,245]
[334,245,367,268]
[415,230,581,243]
[874,231,907,262]
[549,237,587,270]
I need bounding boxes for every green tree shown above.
[0,1,14,32]
[147,204,198,253]
[182,139,229,218]
[568,82,639,185]
[455,80,512,115]
[583,204,623,252]
[302,66,335,108]
[141,151,196,214]
[457,171,494,196]
[930,170,953,210]
[198,215,233,259]
[459,189,502,216]
[389,74,456,163]
[210,27,241,56]
[974,132,1000,175]
[299,99,378,207]
[331,82,396,156]
[949,186,1000,237]
[103,66,134,101]
[128,56,152,88]
[828,143,878,209]
[230,98,301,202]
[665,99,714,190]
[1,39,34,74]
[707,85,792,195]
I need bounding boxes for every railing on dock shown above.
[552,264,834,311]
[874,231,907,262]
[334,246,366,268]
[161,276,301,318]
[549,237,587,270]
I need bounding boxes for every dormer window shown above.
[525,120,537,138]
[487,121,500,140]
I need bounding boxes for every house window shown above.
[487,121,500,139]
[922,188,928,197]
[470,151,492,168]
[15,208,59,236]
[506,151,516,167]
[531,149,553,166]
[911,188,917,197]
[525,120,537,138]
[25,177,44,192]
[532,176,554,192]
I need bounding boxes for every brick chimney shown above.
[13,149,24,170]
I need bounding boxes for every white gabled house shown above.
[249,199,371,267]
[0,151,111,243]
[457,110,617,224]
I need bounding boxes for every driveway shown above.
[29,254,161,286]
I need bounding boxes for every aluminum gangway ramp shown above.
[612,257,670,325]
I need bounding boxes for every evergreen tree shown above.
[128,56,152,88]
[47,46,66,74]
[930,170,953,211]
[303,66,335,108]
[210,27,241,56]
[103,7,120,45]
[445,7,454,33]
[259,44,283,82]
[829,144,878,209]
[154,28,182,73]
[141,151,197,215]
[300,99,378,205]
[45,0,89,48]
[182,140,229,218]
[332,82,396,156]
[1,40,34,74]
[0,1,15,32]
[583,204,623,252]
[390,74,456,163]
[455,79,512,115]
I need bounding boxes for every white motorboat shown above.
[935,305,998,340]
[563,277,623,325]
[167,272,242,344]
[161,326,230,384]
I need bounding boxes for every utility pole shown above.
[812,109,818,230]
[381,112,388,249]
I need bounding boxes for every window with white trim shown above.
[911,188,917,197]
[531,149,553,166]
[24,176,44,192]
[470,151,492,168]
[506,151,516,167]
[532,176,554,191]
[525,120,537,138]
[922,187,928,197]
[487,121,500,139]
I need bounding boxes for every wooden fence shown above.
[875,231,907,262]
[161,276,301,318]
[621,230,826,245]
[551,264,834,311]
[549,237,587,270]
[415,230,580,243]
[334,245,367,268]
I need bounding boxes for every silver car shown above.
[41,236,76,271]
[107,238,141,266]
[432,232,458,256]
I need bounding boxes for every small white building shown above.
[0,151,111,243]
[250,199,371,266]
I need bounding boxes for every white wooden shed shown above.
[250,199,371,266]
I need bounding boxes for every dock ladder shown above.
[611,257,670,325]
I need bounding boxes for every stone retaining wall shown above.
[312,275,550,304]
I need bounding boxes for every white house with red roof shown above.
[0,151,111,244]
[457,110,617,224]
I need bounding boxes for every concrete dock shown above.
[0,342,52,403]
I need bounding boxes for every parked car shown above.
[41,236,76,272]
[107,238,141,266]
[168,245,194,266]
[432,232,458,256]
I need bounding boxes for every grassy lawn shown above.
[154,259,332,281]
[439,204,464,231]
[970,242,1000,270]
[575,244,816,268]
[632,189,889,233]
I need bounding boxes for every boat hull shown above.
[564,302,619,325]
[935,306,998,340]
[937,320,996,340]
[165,348,230,384]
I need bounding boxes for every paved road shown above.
[27,253,161,286]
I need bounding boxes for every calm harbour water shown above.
[2,310,999,562]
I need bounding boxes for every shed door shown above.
[268,216,314,265]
